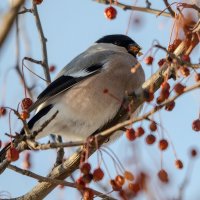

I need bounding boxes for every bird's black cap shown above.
[96,34,141,57]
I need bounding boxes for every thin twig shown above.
[163,0,175,17]
[95,0,172,17]
[31,1,51,84]
[18,7,33,14]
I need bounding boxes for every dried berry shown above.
[93,168,104,182]
[144,90,154,102]
[161,82,170,91]
[135,127,145,137]
[21,98,33,110]
[124,171,134,181]
[144,56,154,65]
[115,175,125,187]
[80,162,91,175]
[190,148,198,158]
[168,44,175,53]
[174,83,185,94]
[192,119,200,132]
[125,128,136,141]
[182,55,190,62]
[6,147,19,162]
[20,111,30,120]
[128,182,140,193]
[173,39,182,48]
[159,139,168,151]
[165,101,175,111]
[49,65,56,73]
[82,173,93,184]
[149,121,157,132]
[180,66,190,77]
[110,179,122,191]
[175,159,183,169]
[0,107,6,116]
[76,177,86,190]
[104,6,117,20]
[83,188,94,200]
[158,58,166,67]
[158,169,169,183]
[145,134,156,145]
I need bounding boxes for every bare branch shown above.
[31,1,51,84]
[163,0,175,17]
[0,0,25,48]
[95,0,172,18]
[7,164,116,200]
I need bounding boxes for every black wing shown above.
[28,63,103,112]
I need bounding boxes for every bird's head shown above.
[96,34,142,57]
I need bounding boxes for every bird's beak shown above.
[128,44,143,57]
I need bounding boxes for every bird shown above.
[0,34,145,161]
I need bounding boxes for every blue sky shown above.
[0,0,200,199]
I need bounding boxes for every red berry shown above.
[115,175,125,187]
[128,182,140,193]
[159,139,168,151]
[174,83,185,94]
[0,107,6,116]
[173,39,182,48]
[160,89,170,100]
[158,58,166,67]
[124,171,134,181]
[165,101,175,111]
[49,65,56,73]
[192,119,200,132]
[168,44,175,53]
[182,55,190,62]
[180,66,190,77]
[190,148,198,158]
[21,98,33,110]
[135,127,145,137]
[161,82,170,91]
[195,73,200,82]
[80,162,91,175]
[175,159,183,169]
[125,128,136,141]
[93,168,104,182]
[144,90,154,102]
[20,111,30,120]
[82,173,93,184]
[145,134,156,145]
[6,147,19,162]
[34,0,43,4]
[158,169,169,183]
[156,95,165,104]
[104,6,117,20]
[83,188,94,200]
[149,121,157,132]
[110,179,122,191]
[76,177,86,190]
[144,56,154,65]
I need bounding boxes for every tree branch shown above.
[163,0,175,17]
[0,0,25,48]
[31,1,51,85]
[7,164,116,200]
[95,0,172,18]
